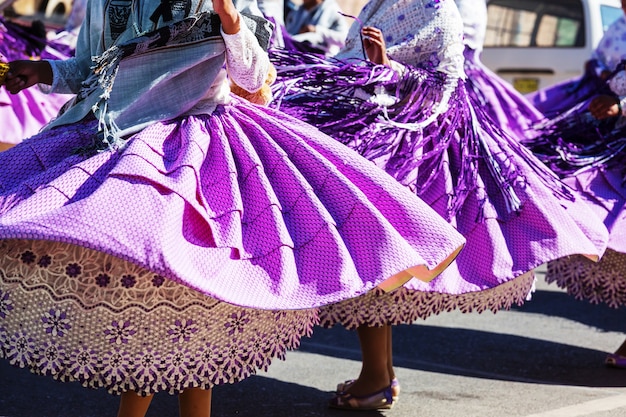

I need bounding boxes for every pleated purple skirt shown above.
[546,167,626,308]
[270,50,609,327]
[0,97,465,393]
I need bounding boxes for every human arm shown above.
[588,95,620,120]
[214,0,241,34]
[601,65,626,119]
[216,0,270,93]
[374,0,464,80]
[361,26,391,67]
[41,0,95,94]
[4,60,53,94]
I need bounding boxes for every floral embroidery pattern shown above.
[168,319,198,344]
[65,263,82,277]
[69,347,99,382]
[95,273,111,287]
[104,320,137,345]
[20,251,36,264]
[151,275,165,287]
[38,341,66,375]
[120,274,136,288]
[224,311,250,336]
[37,255,52,268]
[0,290,13,319]
[547,250,626,308]
[319,273,536,328]
[7,331,35,368]
[0,239,318,395]
[41,309,72,337]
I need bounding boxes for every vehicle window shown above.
[485,0,585,47]
[600,5,623,31]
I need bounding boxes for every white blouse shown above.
[455,0,487,52]
[47,0,269,104]
[592,14,626,115]
[337,0,465,79]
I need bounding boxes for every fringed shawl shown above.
[271,50,573,222]
[44,10,272,150]
[526,59,626,178]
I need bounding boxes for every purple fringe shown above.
[524,60,626,178]
[270,49,573,222]
[528,60,611,119]
[0,18,47,60]
[0,17,72,61]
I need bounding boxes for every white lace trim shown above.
[0,239,318,395]
[319,271,536,329]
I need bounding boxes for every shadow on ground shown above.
[301,295,626,389]
[0,359,385,417]
[511,288,626,333]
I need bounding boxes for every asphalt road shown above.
[2,268,626,417]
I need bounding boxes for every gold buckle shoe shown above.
[329,385,394,410]
[336,378,400,402]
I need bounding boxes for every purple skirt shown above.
[0,87,72,146]
[270,50,609,326]
[464,48,544,141]
[522,60,626,308]
[0,17,73,146]
[526,60,610,119]
[544,167,626,308]
[0,97,465,393]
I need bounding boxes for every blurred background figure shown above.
[48,0,86,48]
[284,0,348,55]
[258,0,285,25]
[522,0,626,369]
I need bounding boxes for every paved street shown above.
[2,268,626,417]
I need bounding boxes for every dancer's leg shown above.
[346,324,392,396]
[179,388,212,417]
[117,392,154,417]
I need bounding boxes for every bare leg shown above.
[179,388,212,417]
[346,324,391,396]
[386,325,394,381]
[117,391,154,417]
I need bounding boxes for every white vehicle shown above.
[481,0,623,93]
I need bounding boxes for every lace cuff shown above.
[222,21,269,93]
[47,59,85,94]
[38,82,53,94]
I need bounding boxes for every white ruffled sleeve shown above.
[41,2,94,95]
[222,20,270,93]
[45,58,91,94]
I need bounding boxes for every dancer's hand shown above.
[213,0,240,34]
[4,60,52,94]
[588,95,620,119]
[298,24,316,34]
[361,26,390,67]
